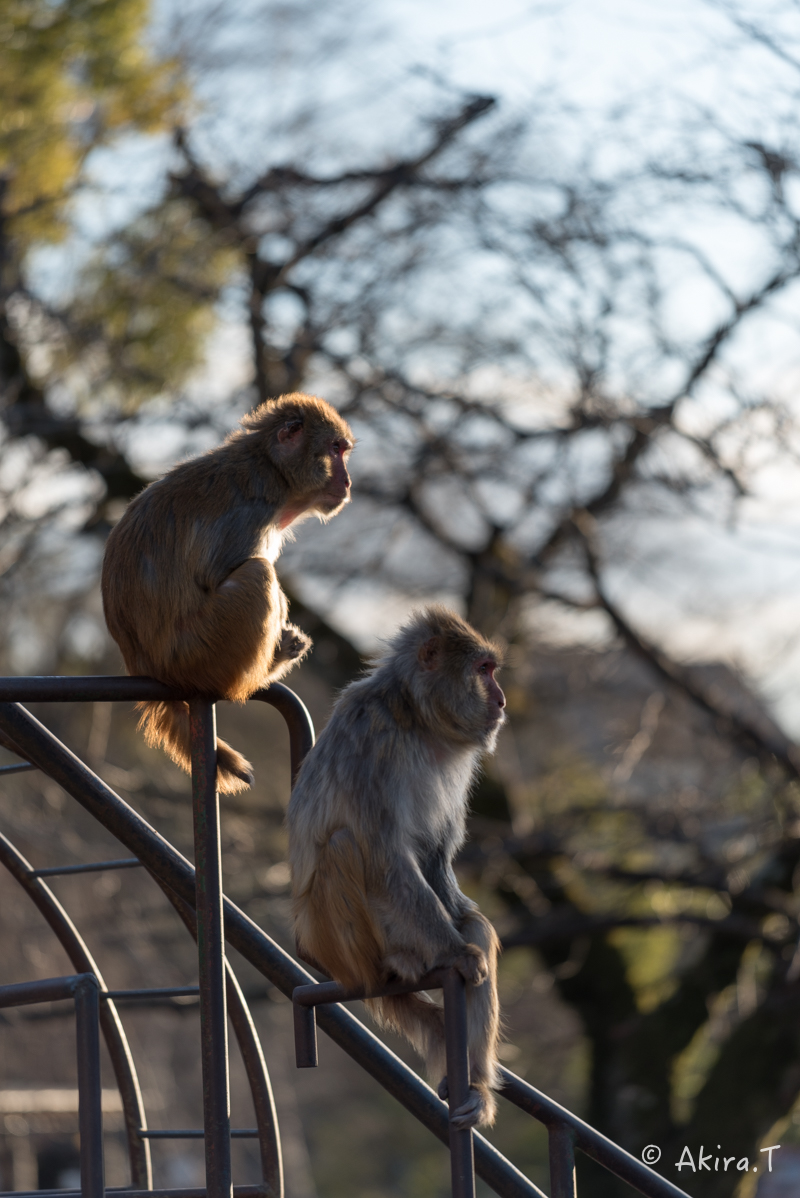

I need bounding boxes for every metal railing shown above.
[0,976,103,1198]
[0,677,692,1198]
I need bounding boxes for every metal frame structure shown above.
[0,677,692,1198]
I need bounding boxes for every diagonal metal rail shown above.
[0,677,692,1198]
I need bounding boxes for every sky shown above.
[26,0,800,732]
[156,0,800,730]
[255,0,800,733]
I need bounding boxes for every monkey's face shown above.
[314,435,353,514]
[473,655,506,748]
[274,417,353,519]
[417,634,506,749]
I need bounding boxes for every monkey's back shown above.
[102,437,280,675]
[288,669,478,962]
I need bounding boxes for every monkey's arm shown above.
[379,850,485,984]
[421,846,476,923]
[193,500,278,591]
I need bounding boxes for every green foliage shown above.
[608,925,684,1013]
[0,0,182,251]
[66,199,240,409]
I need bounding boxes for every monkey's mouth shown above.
[323,488,350,507]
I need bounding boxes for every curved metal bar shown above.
[251,686,314,784]
[158,885,283,1198]
[0,700,541,1198]
[0,675,315,785]
[0,830,152,1188]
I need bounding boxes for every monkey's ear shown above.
[276,418,304,448]
[418,636,441,671]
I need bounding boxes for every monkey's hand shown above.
[447,943,489,987]
[274,623,313,663]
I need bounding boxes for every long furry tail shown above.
[367,992,447,1075]
[136,701,254,794]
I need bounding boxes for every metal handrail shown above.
[291,969,478,1198]
[0,678,691,1198]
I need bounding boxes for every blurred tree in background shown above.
[4,1,800,1195]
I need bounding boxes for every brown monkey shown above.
[288,606,505,1128]
[102,392,353,793]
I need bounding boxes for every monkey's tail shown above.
[135,701,254,794]
[367,992,446,1077]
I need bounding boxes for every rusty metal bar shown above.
[548,1124,576,1198]
[292,969,445,1007]
[0,761,36,775]
[0,675,314,788]
[189,698,232,1198]
[106,988,200,1000]
[0,677,206,702]
[250,689,313,784]
[137,1130,258,1139]
[292,970,479,1195]
[74,974,105,1198]
[224,966,283,1198]
[500,1070,689,1198]
[0,679,697,1198]
[1,1188,267,1198]
[0,832,152,1188]
[34,859,141,877]
[153,885,283,1198]
[292,999,318,1068]
[0,698,546,1198]
[442,969,475,1198]
[0,975,86,1008]
[0,975,105,1198]
[291,971,447,1069]
[292,968,479,1195]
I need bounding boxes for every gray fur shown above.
[288,606,504,1128]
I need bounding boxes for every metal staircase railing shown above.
[0,677,691,1198]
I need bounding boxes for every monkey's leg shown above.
[173,558,288,699]
[438,910,502,1130]
[295,829,384,991]
[380,854,475,984]
[132,559,288,793]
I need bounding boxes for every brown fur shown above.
[102,392,353,792]
[288,607,506,1128]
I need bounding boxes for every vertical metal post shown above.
[74,974,105,1198]
[293,998,319,1068]
[190,699,232,1198]
[442,968,476,1198]
[549,1123,577,1198]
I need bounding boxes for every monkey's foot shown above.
[216,739,255,793]
[450,943,489,986]
[275,623,313,663]
[439,1081,496,1129]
